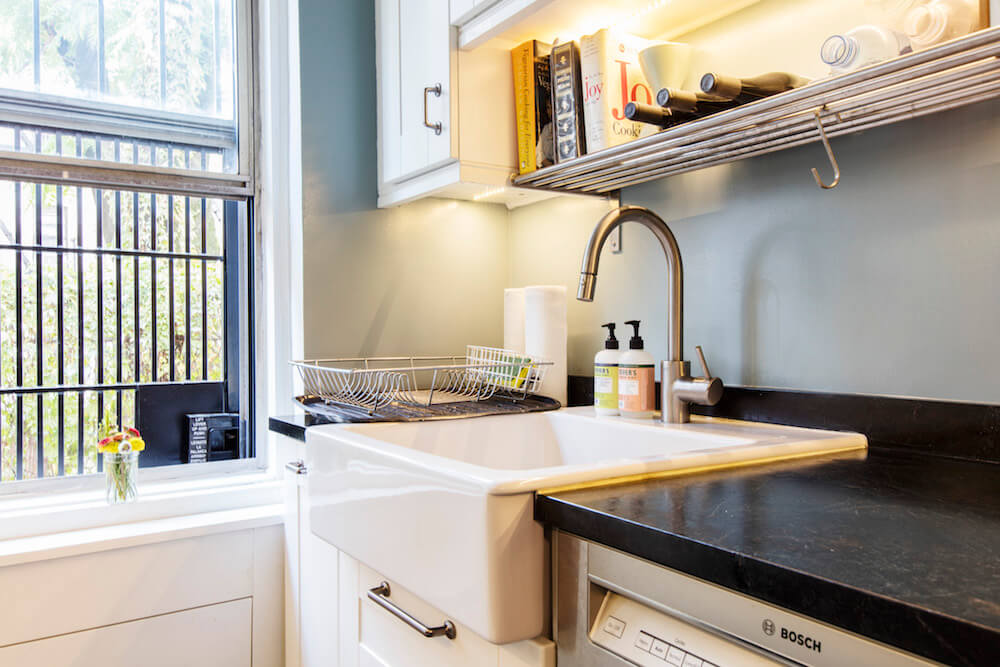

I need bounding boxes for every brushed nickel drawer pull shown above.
[367,582,456,640]
[423,84,443,135]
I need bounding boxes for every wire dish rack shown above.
[290,346,551,416]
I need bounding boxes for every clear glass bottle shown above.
[903,0,977,50]
[821,25,911,74]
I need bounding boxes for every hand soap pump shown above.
[619,320,656,419]
[594,323,621,416]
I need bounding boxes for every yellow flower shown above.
[129,438,145,452]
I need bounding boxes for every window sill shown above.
[0,502,283,568]
[0,471,283,544]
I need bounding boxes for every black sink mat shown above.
[270,393,560,441]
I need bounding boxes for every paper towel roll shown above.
[524,285,567,405]
[503,288,526,354]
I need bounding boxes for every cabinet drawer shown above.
[359,563,495,666]
[357,564,554,667]
[0,598,252,667]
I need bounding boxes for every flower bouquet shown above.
[99,416,146,504]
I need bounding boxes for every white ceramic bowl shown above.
[639,42,694,93]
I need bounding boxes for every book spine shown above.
[533,53,554,169]
[550,42,585,163]
[580,32,607,154]
[512,41,537,175]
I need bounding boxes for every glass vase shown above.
[104,451,139,504]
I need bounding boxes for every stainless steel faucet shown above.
[578,205,723,423]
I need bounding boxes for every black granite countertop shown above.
[269,411,332,441]
[537,448,1000,665]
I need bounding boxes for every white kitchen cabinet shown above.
[453,0,766,50]
[283,435,342,667]
[0,598,252,667]
[450,0,505,26]
[379,0,451,184]
[338,555,555,667]
[454,0,549,49]
[376,0,555,208]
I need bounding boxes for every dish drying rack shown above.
[290,346,552,416]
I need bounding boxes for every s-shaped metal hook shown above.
[810,109,841,189]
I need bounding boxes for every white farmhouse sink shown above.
[305,406,866,644]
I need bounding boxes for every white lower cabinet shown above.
[346,557,554,667]
[0,597,252,667]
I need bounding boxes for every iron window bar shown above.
[0,128,236,481]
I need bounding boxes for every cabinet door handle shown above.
[423,84,443,135]
[367,581,456,640]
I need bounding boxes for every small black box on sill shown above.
[187,413,241,463]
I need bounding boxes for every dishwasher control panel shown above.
[590,592,784,666]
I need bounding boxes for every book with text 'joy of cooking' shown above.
[580,29,659,153]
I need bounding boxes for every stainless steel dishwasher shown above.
[553,532,936,667]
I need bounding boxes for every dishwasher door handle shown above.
[367,581,457,640]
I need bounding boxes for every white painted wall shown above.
[302,198,510,358]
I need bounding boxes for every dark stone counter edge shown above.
[536,494,1000,666]
[269,415,309,442]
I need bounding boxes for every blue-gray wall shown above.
[510,99,1000,403]
[299,0,509,358]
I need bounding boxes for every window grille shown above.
[0,0,254,482]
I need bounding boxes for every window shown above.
[0,0,255,483]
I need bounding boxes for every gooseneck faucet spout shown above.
[578,206,684,362]
[577,205,723,423]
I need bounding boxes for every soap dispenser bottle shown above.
[618,320,656,419]
[594,323,621,416]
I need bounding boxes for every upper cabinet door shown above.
[376,0,403,184]
[398,0,453,180]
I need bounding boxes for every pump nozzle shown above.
[601,322,619,350]
[624,320,644,350]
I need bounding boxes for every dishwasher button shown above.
[603,616,626,638]
[681,654,703,667]
[650,638,669,658]
[635,632,654,652]
[665,646,685,666]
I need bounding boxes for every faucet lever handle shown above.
[694,345,713,379]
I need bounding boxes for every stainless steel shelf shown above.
[512,27,1000,195]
